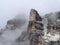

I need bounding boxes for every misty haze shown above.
[0,0,60,45]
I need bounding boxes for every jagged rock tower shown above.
[28,9,44,45]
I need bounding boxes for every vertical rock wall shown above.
[28,9,44,45]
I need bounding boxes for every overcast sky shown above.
[0,0,60,28]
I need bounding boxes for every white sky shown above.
[0,0,60,28]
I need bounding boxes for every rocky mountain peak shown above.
[30,9,42,21]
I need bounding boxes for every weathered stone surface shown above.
[28,9,44,45]
[30,9,42,21]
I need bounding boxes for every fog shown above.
[0,0,60,28]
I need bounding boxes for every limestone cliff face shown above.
[28,9,44,45]
[28,9,43,33]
